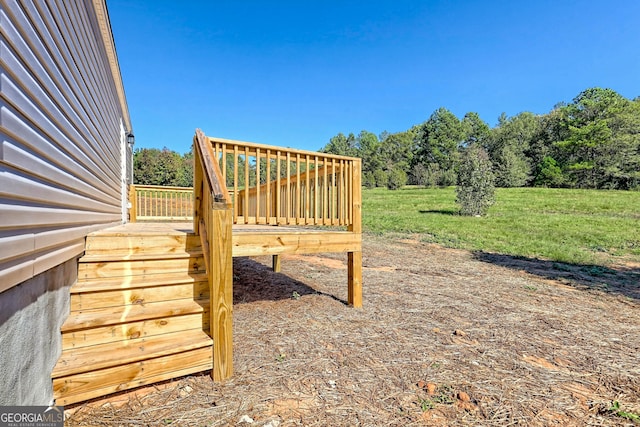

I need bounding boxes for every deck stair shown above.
[52,226,213,405]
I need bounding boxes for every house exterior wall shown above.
[0,258,76,405]
[0,0,131,404]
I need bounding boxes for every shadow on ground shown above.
[474,251,640,301]
[418,209,458,215]
[232,257,347,305]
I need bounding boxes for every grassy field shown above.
[362,186,640,266]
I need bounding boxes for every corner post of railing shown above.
[347,158,363,308]
[128,184,137,223]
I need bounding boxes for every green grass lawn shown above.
[362,186,640,266]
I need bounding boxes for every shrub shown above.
[363,171,376,189]
[439,168,458,187]
[456,144,495,216]
[387,166,407,190]
[426,163,441,187]
[373,169,388,187]
[409,163,428,186]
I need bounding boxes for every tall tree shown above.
[414,107,465,186]
[322,132,357,157]
[356,130,383,180]
[321,86,639,191]
[176,148,194,187]
[462,112,490,148]
[556,88,640,189]
[529,106,567,187]
[379,130,416,173]
[134,147,193,187]
[488,112,539,187]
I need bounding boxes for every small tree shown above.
[439,167,458,187]
[425,163,441,187]
[387,166,407,190]
[362,171,376,189]
[373,169,388,187]
[534,156,564,187]
[456,144,495,216]
[409,163,428,186]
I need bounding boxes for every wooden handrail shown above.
[193,129,233,382]
[208,136,360,162]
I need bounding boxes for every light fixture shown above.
[127,132,135,146]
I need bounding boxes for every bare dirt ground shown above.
[66,235,640,426]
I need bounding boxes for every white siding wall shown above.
[0,0,129,293]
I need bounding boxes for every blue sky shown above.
[108,1,640,154]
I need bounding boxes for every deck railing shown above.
[128,184,193,222]
[128,140,361,228]
[193,129,233,382]
[208,136,361,227]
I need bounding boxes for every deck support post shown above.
[272,254,281,272]
[348,251,362,307]
[347,158,362,308]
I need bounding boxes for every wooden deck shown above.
[53,131,362,405]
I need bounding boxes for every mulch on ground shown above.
[65,235,640,426]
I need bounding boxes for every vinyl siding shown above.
[0,0,130,293]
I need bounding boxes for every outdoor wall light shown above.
[127,132,135,146]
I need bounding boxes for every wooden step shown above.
[77,255,205,279]
[80,249,202,263]
[70,280,209,311]
[85,233,201,256]
[54,346,212,406]
[62,312,209,350]
[53,225,215,405]
[61,298,209,333]
[71,271,208,293]
[86,225,194,238]
[53,329,212,378]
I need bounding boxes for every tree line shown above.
[322,87,640,190]
[134,87,639,191]
[133,147,291,188]
[133,147,193,187]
